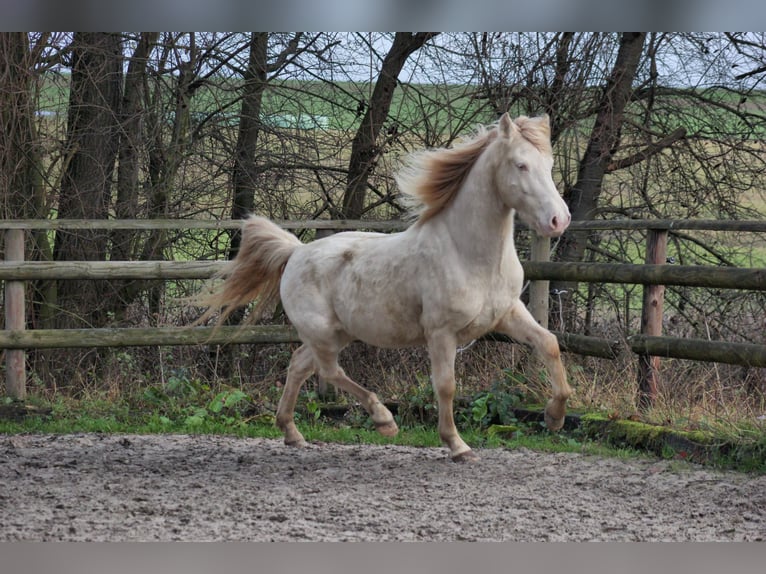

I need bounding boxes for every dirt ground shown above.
[0,433,764,541]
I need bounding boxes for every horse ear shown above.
[538,113,551,127]
[499,112,517,139]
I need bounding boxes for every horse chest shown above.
[462,259,523,326]
[469,294,512,330]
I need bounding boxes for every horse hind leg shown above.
[312,346,398,438]
[276,344,315,447]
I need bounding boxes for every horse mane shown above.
[397,115,551,223]
[514,115,552,156]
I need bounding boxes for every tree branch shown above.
[605,127,687,173]
[734,64,766,81]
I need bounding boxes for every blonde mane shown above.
[397,115,551,223]
[514,115,552,156]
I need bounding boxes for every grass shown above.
[38,72,766,136]
[0,369,639,458]
[0,399,646,463]
[3,364,763,472]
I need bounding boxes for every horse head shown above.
[492,113,570,237]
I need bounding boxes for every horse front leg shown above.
[496,301,572,431]
[427,331,478,462]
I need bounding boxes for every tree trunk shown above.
[340,32,437,219]
[114,32,158,260]
[142,33,199,321]
[1,33,56,330]
[53,32,123,329]
[546,32,575,143]
[0,33,55,319]
[552,32,647,329]
[143,39,195,262]
[0,33,41,220]
[212,33,270,376]
[0,34,37,395]
[110,32,158,323]
[229,32,268,257]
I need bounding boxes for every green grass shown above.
[37,75,496,138]
[0,378,645,462]
[0,405,645,462]
[39,72,766,139]
[3,363,763,472]
[6,402,763,473]
[0,382,697,469]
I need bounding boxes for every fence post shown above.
[637,228,668,409]
[3,229,27,399]
[529,233,551,328]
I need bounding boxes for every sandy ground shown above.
[0,433,764,541]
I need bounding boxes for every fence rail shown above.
[3,218,766,404]
[523,261,766,290]
[1,327,764,368]
[2,260,764,290]
[2,218,766,231]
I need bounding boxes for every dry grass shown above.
[19,315,765,443]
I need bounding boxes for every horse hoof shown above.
[543,410,565,432]
[452,449,479,463]
[284,437,308,448]
[375,420,399,437]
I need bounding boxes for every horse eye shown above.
[516,163,528,172]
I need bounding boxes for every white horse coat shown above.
[197,113,572,461]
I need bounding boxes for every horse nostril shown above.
[551,213,571,231]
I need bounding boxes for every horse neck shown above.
[437,150,516,264]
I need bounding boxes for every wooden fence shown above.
[2,218,766,406]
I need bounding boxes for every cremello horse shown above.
[198,113,572,462]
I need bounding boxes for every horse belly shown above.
[333,283,426,348]
[281,235,426,349]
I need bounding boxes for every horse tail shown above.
[194,215,302,325]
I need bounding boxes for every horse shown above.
[196,112,572,462]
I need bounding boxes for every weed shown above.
[465,379,525,429]
[208,389,249,414]
[395,373,436,427]
[303,391,322,423]
[130,370,257,433]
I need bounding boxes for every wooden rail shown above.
[522,261,766,290]
[1,327,763,367]
[0,261,226,281]
[2,260,764,289]
[3,218,766,405]
[0,325,299,349]
[2,218,765,231]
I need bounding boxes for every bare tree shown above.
[229,33,270,248]
[550,33,648,325]
[53,32,123,329]
[113,32,159,261]
[106,33,160,323]
[228,33,321,252]
[5,31,764,392]
[340,32,437,219]
[1,33,69,332]
[0,33,42,220]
